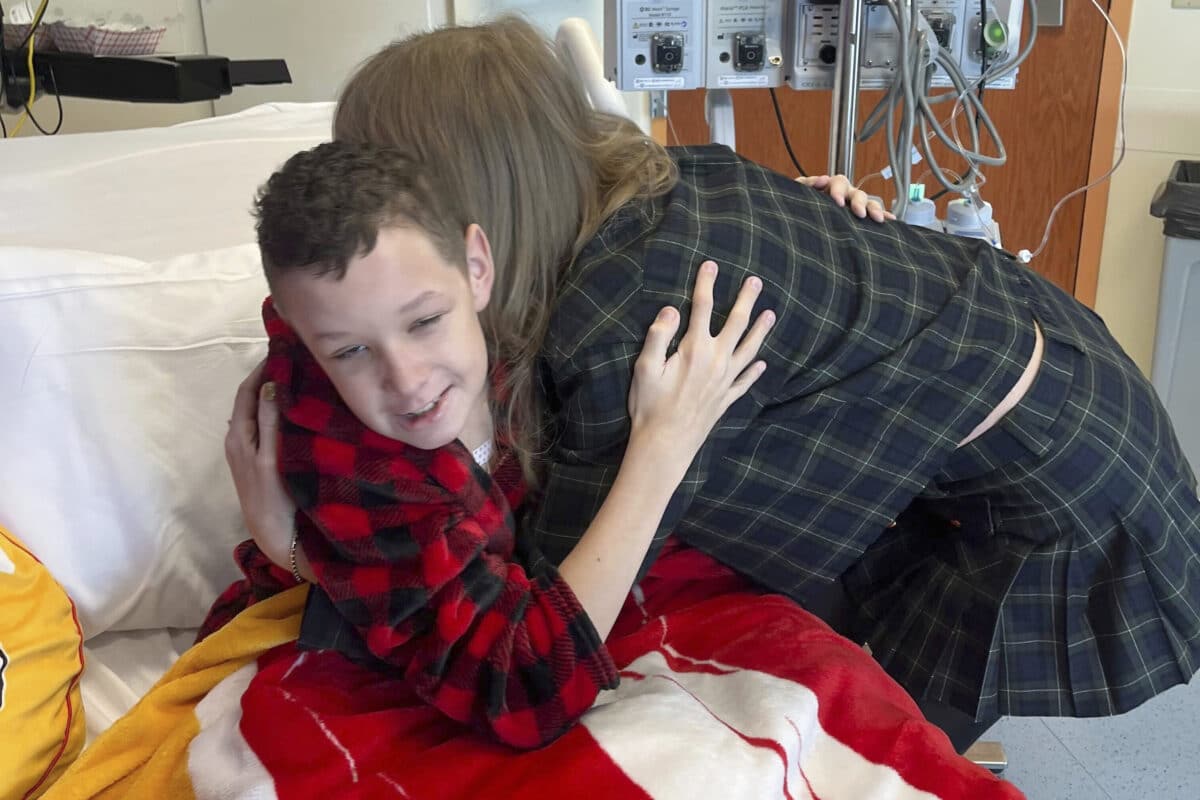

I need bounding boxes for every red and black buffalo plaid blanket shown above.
[199,298,617,748]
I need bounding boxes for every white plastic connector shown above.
[1017,249,1033,264]
[880,147,923,181]
[914,11,941,67]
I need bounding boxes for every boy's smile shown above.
[272,224,496,453]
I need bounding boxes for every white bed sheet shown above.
[3,102,333,748]
[81,628,200,746]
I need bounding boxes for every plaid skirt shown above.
[843,267,1200,720]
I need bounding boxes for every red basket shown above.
[2,21,57,52]
[52,23,166,56]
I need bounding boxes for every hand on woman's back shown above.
[626,260,774,480]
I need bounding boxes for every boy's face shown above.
[273,224,495,452]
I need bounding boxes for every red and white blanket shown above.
[45,548,1024,800]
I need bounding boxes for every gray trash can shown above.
[1149,161,1200,474]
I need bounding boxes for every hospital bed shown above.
[0,103,1024,800]
[0,102,333,744]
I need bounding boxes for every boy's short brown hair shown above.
[254,141,466,288]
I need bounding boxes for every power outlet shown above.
[1172,0,1200,8]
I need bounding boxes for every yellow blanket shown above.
[42,586,307,800]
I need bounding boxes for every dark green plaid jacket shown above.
[532,144,1035,596]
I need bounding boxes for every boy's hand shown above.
[627,261,773,483]
[225,359,297,569]
[797,174,895,222]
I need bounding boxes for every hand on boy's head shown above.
[225,359,296,567]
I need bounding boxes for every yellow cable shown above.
[8,35,35,135]
[9,0,49,137]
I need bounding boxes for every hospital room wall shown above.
[1093,3,1200,375]
[10,0,213,134]
[8,1,1192,376]
[8,0,451,135]
[200,0,450,116]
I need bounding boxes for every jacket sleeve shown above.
[195,539,297,643]
[298,486,619,750]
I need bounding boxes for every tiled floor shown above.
[983,678,1200,799]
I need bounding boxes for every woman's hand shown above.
[225,359,297,570]
[627,260,774,481]
[797,174,894,222]
[558,260,772,637]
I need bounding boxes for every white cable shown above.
[1017,0,1127,264]
[863,1,1035,204]
[667,111,682,146]
[944,0,1037,170]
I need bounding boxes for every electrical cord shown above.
[1018,0,1127,264]
[0,0,11,137]
[889,0,917,217]
[954,0,1041,246]
[0,7,7,138]
[16,0,46,48]
[943,0,1038,177]
[856,171,886,189]
[7,0,50,137]
[859,5,969,200]
[856,0,1040,212]
[979,0,987,100]
[25,62,59,134]
[7,28,33,135]
[855,0,922,216]
[769,87,808,178]
[899,0,1041,246]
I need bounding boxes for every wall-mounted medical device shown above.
[788,0,1025,91]
[704,1,787,89]
[606,0,706,91]
[606,0,1025,92]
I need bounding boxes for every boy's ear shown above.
[464,223,495,313]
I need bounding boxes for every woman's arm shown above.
[557,261,771,637]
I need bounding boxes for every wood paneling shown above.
[663,2,1117,295]
[1075,0,1133,308]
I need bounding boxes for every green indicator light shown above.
[985,19,1007,46]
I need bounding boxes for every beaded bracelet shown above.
[288,531,303,584]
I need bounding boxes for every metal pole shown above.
[828,0,864,178]
[705,88,736,150]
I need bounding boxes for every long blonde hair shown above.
[334,15,677,485]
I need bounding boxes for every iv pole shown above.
[706,0,864,170]
[828,0,864,179]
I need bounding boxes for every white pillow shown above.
[0,244,269,638]
[0,102,332,261]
